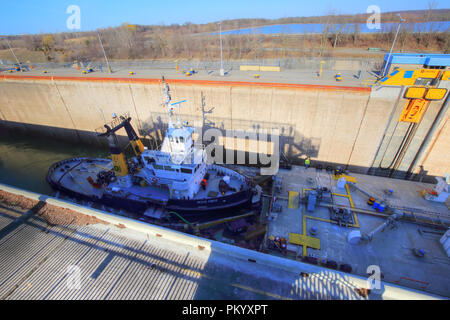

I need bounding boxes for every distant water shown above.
[212,21,450,35]
[0,132,109,195]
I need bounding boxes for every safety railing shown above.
[361,79,377,87]
[94,112,130,135]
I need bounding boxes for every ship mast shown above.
[162,77,174,128]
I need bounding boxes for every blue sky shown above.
[0,0,448,35]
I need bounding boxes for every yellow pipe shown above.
[345,184,355,208]
[302,215,307,256]
[332,193,349,198]
[93,163,111,171]
[345,184,359,227]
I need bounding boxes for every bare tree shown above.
[319,14,333,57]
[352,23,360,46]
[398,23,414,52]
[421,0,439,46]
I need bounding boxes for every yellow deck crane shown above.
[97,114,145,177]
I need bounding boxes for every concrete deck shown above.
[269,166,450,297]
[2,66,375,88]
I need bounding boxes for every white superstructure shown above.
[134,80,208,199]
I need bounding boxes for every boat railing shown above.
[95,112,131,135]
[212,164,246,183]
[193,144,206,150]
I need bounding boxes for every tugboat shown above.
[47,79,261,222]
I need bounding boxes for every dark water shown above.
[0,132,110,195]
[212,21,450,35]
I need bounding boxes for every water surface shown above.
[212,21,450,35]
[0,132,109,195]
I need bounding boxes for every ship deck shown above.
[51,159,246,202]
[195,168,245,199]
[49,159,112,198]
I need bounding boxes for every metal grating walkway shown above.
[0,206,210,300]
[0,201,441,300]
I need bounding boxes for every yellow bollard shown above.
[318,60,325,78]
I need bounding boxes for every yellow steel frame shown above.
[290,186,360,257]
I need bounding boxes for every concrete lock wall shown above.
[368,81,450,180]
[0,75,448,179]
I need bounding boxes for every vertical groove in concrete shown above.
[346,93,372,171]
[128,83,143,133]
[52,80,82,142]
[368,87,405,173]
[415,117,449,175]
[368,87,406,174]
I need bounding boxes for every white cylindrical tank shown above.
[347,230,362,245]
[440,229,450,258]
[337,177,347,189]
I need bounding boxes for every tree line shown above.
[1,9,449,63]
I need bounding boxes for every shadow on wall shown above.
[0,119,439,184]
[138,112,320,161]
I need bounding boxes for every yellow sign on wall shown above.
[380,68,441,86]
[404,87,427,99]
[424,88,447,100]
[442,71,450,81]
[399,99,429,123]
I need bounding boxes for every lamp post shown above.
[97,32,112,73]
[383,14,405,77]
[4,38,21,70]
[219,22,224,76]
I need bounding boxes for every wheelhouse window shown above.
[180,168,192,174]
[144,156,155,164]
[414,78,436,86]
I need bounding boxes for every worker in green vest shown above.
[305,157,310,169]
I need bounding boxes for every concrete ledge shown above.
[0,183,212,251]
[0,182,444,300]
[1,74,371,92]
